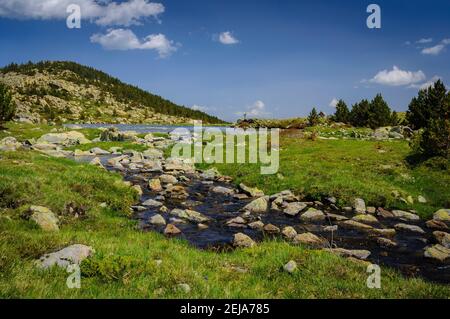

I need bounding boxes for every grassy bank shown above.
[0,150,449,298]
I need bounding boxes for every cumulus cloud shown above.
[0,0,164,26]
[190,104,209,112]
[90,28,177,57]
[236,100,271,118]
[421,44,445,55]
[416,38,433,44]
[409,75,442,90]
[369,66,426,86]
[218,31,239,45]
[329,98,339,108]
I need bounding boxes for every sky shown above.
[0,0,449,122]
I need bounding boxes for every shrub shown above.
[0,83,15,126]
[333,99,350,123]
[308,107,320,126]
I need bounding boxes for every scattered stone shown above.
[142,199,163,208]
[323,225,338,232]
[342,207,353,213]
[0,137,22,151]
[131,205,146,212]
[233,233,256,248]
[394,223,425,234]
[353,198,366,214]
[433,209,450,222]
[226,217,247,228]
[293,232,324,246]
[170,208,210,223]
[159,206,169,213]
[300,208,325,222]
[369,228,396,237]
[324,248,371,260]
[177,283,191,293]
[36,244,94,269]
[243,197,269,214]
[433,231,450,248]
[198,223,209,230]
[376,237,397,248]
[326,213,348,221]
[89,157,104,168]
[37,131,90,146]
[352,214,378,224]
[391,210,420,221]
[149,214,166,226]
[426,220,449,230]
[211,186,234,195]
[201,168,220,180]
[239,183,264,197]
[248,221,264,230]
[90,147,109,155]
[283,260,297,273]
[164,224,181,235]
[377,207,394,218]
[418,195,427,203]
[366,206,376,214]
[283,202,307,216]
[340,220,373,231]
[159,174,178,184]
[165,185,189,200]
[281,226,297,239]
[28,206,59,232]
[424,244,450,262]
[132,185,143,196]
[233,193,249,200]
[263,223,280,234]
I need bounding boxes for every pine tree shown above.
[308,107,320,126]
[349,99,370,127]
[391,111,399,126]
[367,94,392,129]
[333,99,350,123]
[0,83,15,127]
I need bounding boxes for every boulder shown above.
[149,214,166,226]
[433,209,450,222]
[238,183,264,197]
[281,226,298,239]
[283,202,307,216]
[376,237,398,248]
[90,147,109,155]
[424,244,450,262]
[211,186,234,195]
[391,210,420,221]
[37,131,90,146]
[248,221,264,230]
[353,198,366,214]
[394,223,425,234]
[149,178,163,192]
[29,206,59,232]
[164,224,181,235]
[299,208,325,222]
[243,197,269,214]
[433,231,450,248]
[293,232,324,246]
[132,185,143,196]
[324,248,371,260]
[0,137,22,151]
[233,233,256,248]
[283,260,297,273]
[340,220,373,231]
[263,223,280,234]
[142,199,163,208]
[36,244,94,269]
[426,220,449,230]
[169,208,210,223]
[159,174,178,184]
[352,214,378,224]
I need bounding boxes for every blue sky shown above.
[0,0,449,121]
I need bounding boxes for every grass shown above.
[0,150,449,298]
[197,134,449,219]
[65,141,148,153]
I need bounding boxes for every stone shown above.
[159,174,178,184]
[340,220,373,231]
[391,210,420,221]
[164,224,181,235]
[132,185,143,196]
[89,157,104,169]
[165,185,189,200]
[323,225,338,232]
[0,137,21,151]
[283,260,297,273]
[37,131,90,146]
[283,202,307,216]
[366,206,376,214]
[394,223,425,234]
[169,208,210,223]
[418,195,427,203]
[324,248,371,260]
[243,197,269,214]
[36,244,94,269]
[90,147,109,155]
[369,228,396,237]
[281,226,298,239]
[226,217,247,228]
[201,168,220,180]
[233,233,256,248]
[424,244,450,262]
[159,206,169,213]
[377,207,394,218]
[233,193,249,200]
[433,231,450,248]
[198,223,209,230]
[263,223,280,234]
[149,178,163,192]
[352,214,378,224]
[149,214,166,226]
[300,208,325,222]
[293,232,324,246]
[248,221,264,230]
[376,237,397,248]
[211,186,234,195]
[177,283,191,293]
[238,183,264,197]
[28,206,59,232]
[433,209,450,222]
[326,213,348,221]
[73,149,92,156]
[426,220,449,230]
[353,198,366,214]
[142,199,163,208]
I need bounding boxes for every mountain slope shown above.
[0,61,225,125]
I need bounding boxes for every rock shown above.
[36,244,94,269]
[149,214,166,226]
[0,137,22,151]
[169,208,210,223]
[142,199,163,208]
[164,224,181,235]
[283,260,297,273]
[132,185,143,196]
[376,237,397,248]
[165,185,189,200]
[233,233,256,248]
[73,149,92,156]
[418,195,427,203]
[369,228,396,237]
[233,193,249,200]
[37,131,90,146]
[28,206,59,231]
[132,205,146,212]
[211,186,234,195]
[238,183,264,197]
[281,226,298,239]
[433,209,450,222]
[90,147,109,155]
[263,223,280,234]
[159,206,169,213]
[326,213,348,221]
[177,283,191,293]
[300,208,325,222]
[391,210,420,221]
[324,248,371,260]
[353,198,366,214]
[283,202,307,216]
[293,232,324,246]
[248,221,264,230]
[201,168,220,180]
[426,220,449,230]
[377,207,394,218]
[433,231,450,248]
[342,207,353,213]
[148,178,163,192]
[424,244,450,262]
[323,225,338,232]
[198,223,209,230]
[226,217,247,228]
[340,220,373,231]
[89,157,104,168]
[243,197,268,214]
[352,214,378,224]
[366,206,376,214]
[394,223,425,234]
[159,174,178,184]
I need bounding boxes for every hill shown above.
[0,61,225,125]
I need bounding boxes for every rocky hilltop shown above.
[0,61,225,125]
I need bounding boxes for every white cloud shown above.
[329,98,339,108]
[421,44,445,55]
[416,38,433,44]
[409,76,442,90]
[369,66,426,86]
[235,100,270,118]
[90,29,177,57]
[218,31,239,45]
[0,0,164,26]
[442,38,450,45]
[190,104,208,112]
